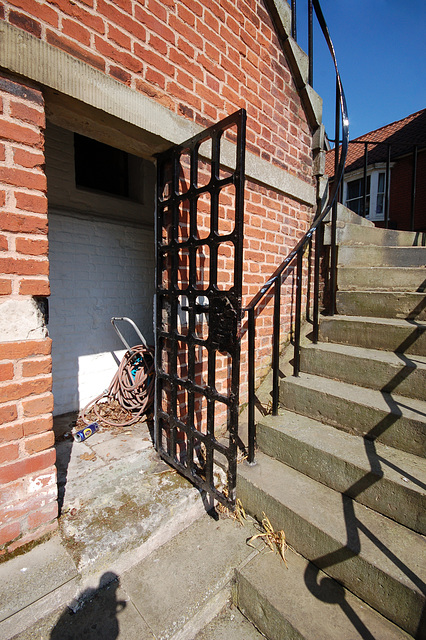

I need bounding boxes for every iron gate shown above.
[154,109,246,508]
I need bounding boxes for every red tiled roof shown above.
[325,108,426,178]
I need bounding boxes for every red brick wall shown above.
[0,74,57,555]
[0,0,317,548]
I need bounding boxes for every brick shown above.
[0,279,11,295]
[108,23,131,50]
[13,147,44,169]
[0,77,43,106]
[0,166,46,191]
[7,520,58,553]
[0,362,14,382]
[18,278,50,295]
[21,357,51,377]
[9,10,41,38]
[6,0,59,27]
[0,448,55,484]
[49,0,105,33]
[62,17,91,46]
[0,522,20,547]
[14,191,47,214]
[0,404,18,426]
[24,431,55,455]
[0,233,7,251]
[95,36,143,73]
[10,101,45,128]
[0,255,49,276]
[134,5,175,44]
[27,502,58,529]
[0,120,43,147]
[0,339,51,360]
[15,237,48,256]
[46,31,105,72]
[97,0,145,41]
[0,377,52,403]
[0,442,19,464]
[0,423,23,443]
[109,66,132,85]
[22,414,53,436]
[21,392,54,417]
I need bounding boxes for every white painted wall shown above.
[46,122,155,416]
[48,213,155,415]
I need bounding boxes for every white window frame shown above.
[343,163,393,222]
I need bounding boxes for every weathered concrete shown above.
[337,266,426,292]
[338,245,426,267]
[193,605,265,640]
[279,372,426,456]
[324,222,422,247]
[319,315,426,356]
[0,298,47,342]
[257,411,426,533]
[235,547,412,640]
[336,290,426,320]
[237,452,426,637]
[300,341,426,400]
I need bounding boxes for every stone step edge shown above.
[234,547,412,640]
[237,453,426,637]
[257,411,426,534]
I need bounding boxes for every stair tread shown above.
[282,372,426,421]
[238,452,426,594]
[301,340,426,368]
[237,548,412,640]
[326,314,426,328]
[260,410,426,493]
[258,411,426,533]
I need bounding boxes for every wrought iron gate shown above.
[154,109,246,508]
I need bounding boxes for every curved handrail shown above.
[246,1,349,313]
[245,0,349,463]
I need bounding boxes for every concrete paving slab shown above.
[9,577,154,640]
[0,536,77,623]
[193,605,265,640]
[121,513,259,640]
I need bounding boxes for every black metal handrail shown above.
[245,0,349,463]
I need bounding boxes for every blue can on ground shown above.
[73,422,99,442]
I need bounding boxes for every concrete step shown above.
[337,266,426,292]
[319,315,426,356]
[279,372,426,456]
[300,341,426,401]
[194,605,265,640]
[235,545,412,640]
[324,203,375,227]
[237,452,426,637]
[336,291,426,320]
[338,245,426,267]
[324,222,423,247]
[256,411,426,534]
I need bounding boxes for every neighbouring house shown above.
[326,108,426,231]
[0,0,326,553]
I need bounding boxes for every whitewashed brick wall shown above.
[48,212,155,415]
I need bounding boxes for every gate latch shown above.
[209,293,240,352]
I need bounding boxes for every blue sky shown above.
[296,1,426,140]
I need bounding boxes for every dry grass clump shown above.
[248,513,288,566]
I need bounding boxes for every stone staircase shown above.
[235,209,426,639]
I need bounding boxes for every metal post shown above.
[248,307,256,463]
[313,224,322,343]
[293,250,303,377]
[308,0,313,86]
[329,78,340,316]
[385,144,391,229]
[410,145,418,232]
[272,277,281,415]
[291,0,297,40]
[362,142,368,218]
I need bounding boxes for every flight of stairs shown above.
[234,209,426,639]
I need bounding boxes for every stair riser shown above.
[336,291,426,320]
[237,473,424,637]
[337,267,426,292]
[300,347,426,401]
[319,318,426,356]
[324,224,422,247]
[234,575,296,640]
[279,381,425,456]
[257,422,425,534]
[338,246,426,267]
